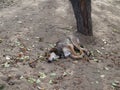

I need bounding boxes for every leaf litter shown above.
[2,62,10,68]
[39,72,47,79]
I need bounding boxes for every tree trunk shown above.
[70,0,93,36]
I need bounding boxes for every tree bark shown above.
[70,0,93,36]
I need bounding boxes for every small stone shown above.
[101,47,105,50]
[6,56,11,60]
[100,75,105,78]
[104,67,109,71]
[15,16,18,18]
[32,45,35,48]
[17,21,22,24]
[95,81,99,84]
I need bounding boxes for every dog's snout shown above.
[47,60,52,63]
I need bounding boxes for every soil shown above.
[0,0,120,90]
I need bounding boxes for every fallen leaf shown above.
[114,80,120,84]
[39,72,46,79]
[63,72,67,76]
[38,54,45,61]
[27,78,36,84]
[14,40,21,46]
[50,73,57,77]
[3,62,10,68]
[93,58,99,62]
[112,80,120,88]
[18,55,30,62]
[37,86,45,90]
[104,67,109,71]
[49,80,53,84]
[36,79,41,84]
[112,82,118,87]
[113,29,120,33]
[23,56,30,60]
[48,44,55,48]
[96,49,102,55]
[90,51,94,56]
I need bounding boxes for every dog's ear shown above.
[44,52,49,59]
[44,52,48,57]
[49,48,57,53]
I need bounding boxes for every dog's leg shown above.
[67,44,85,59]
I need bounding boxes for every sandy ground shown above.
[0,0,120,90]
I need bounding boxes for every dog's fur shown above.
[45,35,90,62]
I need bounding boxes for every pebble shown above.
[100,75,105,78]
[5,55,11,60]
[17,21,22,24]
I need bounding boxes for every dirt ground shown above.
[0,0,120,90]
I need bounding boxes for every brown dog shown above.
[45,35,90,62]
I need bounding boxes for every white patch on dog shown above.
[63,47,71,57]
[49,52,59,61]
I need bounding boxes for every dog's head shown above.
[45,48,60,63]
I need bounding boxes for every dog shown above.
[45,35,90,63]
